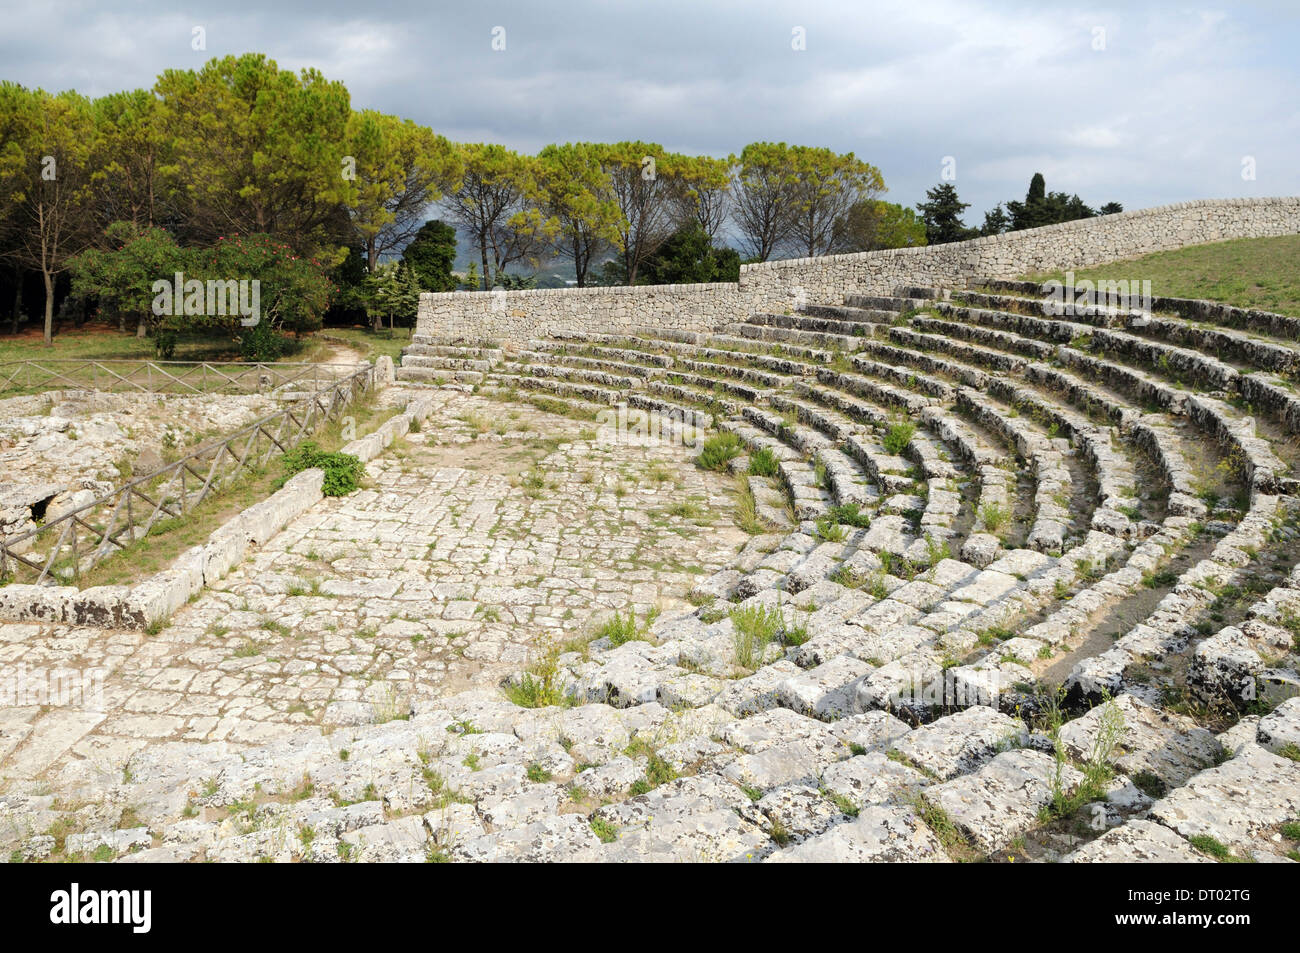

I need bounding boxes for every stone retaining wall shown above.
[416,196,1300,341]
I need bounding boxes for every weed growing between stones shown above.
[978,502,1011,533]
[697,432,745,471]
[1187,834,1252,863]
[733,474,768,535]
[624,735,680,795]
[597,609,657,646]
[589,817,619,843]
[730,603,785,670]
[748,446,780,477]
[883,421,916,455]
[815,517,846,542]
[827,502,871,528]
[504,645,569,708]
[1036,687,1125,824]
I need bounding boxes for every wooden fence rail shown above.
[0,363,373,585]
[0,359,360,399]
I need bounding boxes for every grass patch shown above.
[589,816,619,843]
[882,421,916,456]
[747,446,780,477]
[596,610,656,646]
[730,603,784,670]
[732,473,768,535]
[978,502,1011,533]
[827,502,871,528]
[1026,234,1300,317]
[1187,834,1252,863]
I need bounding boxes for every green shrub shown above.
[882,421,915,455]
[748,446,780,477]
[597,612,645,646]
[697,432,745,471]
[730,604,784,669]
[827,502,871,528]
[504,650,567,708]
[589,817,619,843]
[815,517,846,542]
[153,328,178,360]
[239,320,290,362]
[280,441,364,496]
[978,502,1010,532]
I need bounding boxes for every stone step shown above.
[400,354,494,372]
[802,304,899,324]
[845,294,929,312]
[402,343,504,361]
[395,366,484,384]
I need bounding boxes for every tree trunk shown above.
[42,270,54,345]
[9,268,20,335]
[137,314,147,338]
[480,239,490,292]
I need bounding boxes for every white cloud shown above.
[0,0,1294,219]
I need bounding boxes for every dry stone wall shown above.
[416,281,750,342]
[416,196,1300,341]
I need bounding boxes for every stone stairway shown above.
[9,279,1297,863]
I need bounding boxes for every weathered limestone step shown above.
[1058,693,1222,788]
[723,321,868,352]
[926,748,1083,853]
[498,361,644,391]
[801,303,899,324]
[491,372,620,405]
[860,337,989,389]
[849,353,953,401]
[1064,819,1210,862]
[401,341,503,359]
[747,311,879,338]
[845,293,929,312]
[396,366,484,384]
[887,706,1028,780]
[1146,743,1300,860]
[401,354,494,372]
[764,802,951,862]
[511,348,664,379]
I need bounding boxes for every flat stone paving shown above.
[0,387,746,793]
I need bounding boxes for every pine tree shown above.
[915,184,975,245]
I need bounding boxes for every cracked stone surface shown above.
[5,273,1300,863]
[0,388,745,794]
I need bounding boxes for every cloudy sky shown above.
[2,0,1297,223]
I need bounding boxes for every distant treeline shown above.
[917,174,1123,245]
[0,53,926,347]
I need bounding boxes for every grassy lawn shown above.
[320,325,413,363]
[0,320,337,365]
[1025,234,1300,317]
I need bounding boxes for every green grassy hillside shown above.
[1025,234,1300,316]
